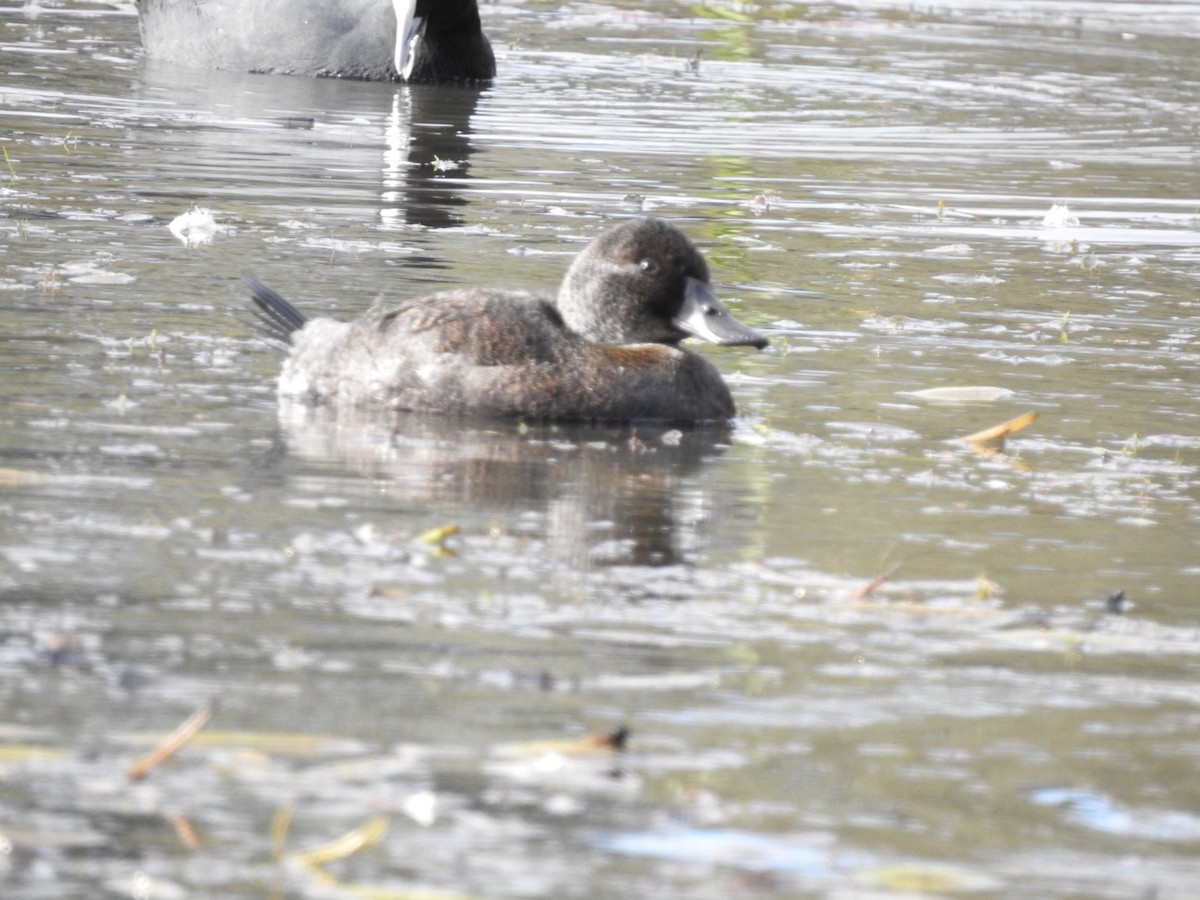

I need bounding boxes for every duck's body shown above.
[246,219,767,424]
[136,0,494,84]
[255,287,745,421]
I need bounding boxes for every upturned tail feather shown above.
[243,273,307,345]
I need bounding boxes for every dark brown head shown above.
[555,218,767,349]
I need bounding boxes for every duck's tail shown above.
[243,273,307,346]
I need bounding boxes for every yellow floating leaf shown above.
[292,816,389,867]
[959,411,1039,445]
[419,524,460,545]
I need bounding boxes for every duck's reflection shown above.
[135,63,484,230]
[381,85,484,229]
[277,402,733,570]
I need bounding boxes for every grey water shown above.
[2,1,1200,897]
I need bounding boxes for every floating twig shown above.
[850,550,936,601]
[167,813,202,851]
[850,572,891,601]
[291,816,389,868]
[501,725,629,758]
[958,411,1039,446]
[128,702,214,781]
[270,805,296,858]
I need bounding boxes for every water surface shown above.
[2,1,1200,897]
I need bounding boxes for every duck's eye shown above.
[638,258,659,275]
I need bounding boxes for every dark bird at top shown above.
[136,0,495,84]
[245,218,769,424]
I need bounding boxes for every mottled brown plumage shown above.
[245,218,767,423]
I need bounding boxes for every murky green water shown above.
[2,1,1200,897]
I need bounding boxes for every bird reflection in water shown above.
[276,403,734,571]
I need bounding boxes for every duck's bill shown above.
[392,0,423,80]
[674,277,768,349]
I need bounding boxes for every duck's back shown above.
[279,290,737,422]
[138,0,397,79]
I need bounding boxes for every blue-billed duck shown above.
[245,218,768,423]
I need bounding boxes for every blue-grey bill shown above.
[674,277,768,348]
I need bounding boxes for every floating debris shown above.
[418,523,461,558]
[167,813,202,851]
[848,550,940,601]
[128,702,214,781]
[906,386,1016,404]
[745,189,780,216]
[291,815,389,868]
[419,523,461,545]
[401,790,438,828]
[1105,590,1130,615]
[168,206,222,247]
[1042,202,1080,228]
[496,725,629,759]
[958,411,1039,448]
[850,568,895,600]
[270,805,295,858]
[68,270,136,285]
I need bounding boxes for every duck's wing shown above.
[363,290,572,367]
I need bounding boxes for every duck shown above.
[136,0,495,84]
[245,218,768,423]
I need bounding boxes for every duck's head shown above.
[556,218,768,350]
